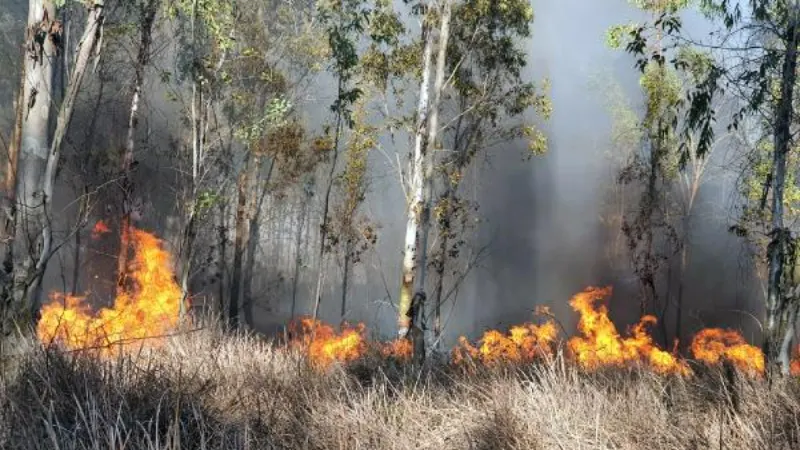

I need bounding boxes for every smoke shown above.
[2,0,764,350]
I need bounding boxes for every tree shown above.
[311,0,369,324]
[623,0,800,372]
[118,0,160,294]
[2,0,105,332]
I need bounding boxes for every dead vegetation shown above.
[2,323,800,450]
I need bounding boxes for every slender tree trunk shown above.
[216,200,227,317]
[118,0,158,293]
[764,6,799,375]
[179,0,202,322]
[291,185,311,320]
[431,186,452,346]
[70,185,88,296]
[23,1,104,318]
[398,8,434,339]
[311,80,345,323]
[340,241,351,321]
[243,159,274,329]
[229,153,254,329]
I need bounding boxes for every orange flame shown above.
[567,286,690,376]
[288,317,366,368]
[690,328,764,377]
[452,320,558,366]
[791,346,800,376]
[38,228,184,355]
[380,338,413,361]
[91,220,111,239]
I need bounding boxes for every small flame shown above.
[452,321,558,366]
[690,328,764,377]
[288,317,366,368]
[380,338,413,361]
[38,228,184,355]
[791,346,800,376]
[567,286,690,376]
[91,220,111,239]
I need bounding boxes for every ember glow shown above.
[38,227,184,355]
[380,338,413,361]
[452,321,558,366]
[567,286,690,376]
[289,317,367,368]
[690,328,765,377]
[91,220,111,239]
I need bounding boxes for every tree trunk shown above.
[21,1,105,319]
[431,186,452,347]
[399,2,451,356]
[216,201,227,317]
[118,0,158,292]
[398,8,434,339]
[340,241,351,322]
[243,159,274,329]
[229,153,254,330]
[311,80,345,323]
[290,185,311,320]
[764,7,799,375]
[7,1,57,326]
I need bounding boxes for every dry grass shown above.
[2,323,800,450]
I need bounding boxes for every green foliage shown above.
[447,0,551,160]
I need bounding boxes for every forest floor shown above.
[1,322,799,450]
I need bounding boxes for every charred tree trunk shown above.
[764,6,799,375]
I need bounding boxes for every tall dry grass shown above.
[2,322,799,450]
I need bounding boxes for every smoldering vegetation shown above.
[2,326,800,450]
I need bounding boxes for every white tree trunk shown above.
[11,0,57,315]
[398,7,435,339]
[17,1,105,318]
[414,0,451,299]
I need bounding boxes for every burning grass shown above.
[2,324,800,450]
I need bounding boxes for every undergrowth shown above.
[1,323,799,450]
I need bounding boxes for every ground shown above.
[1,322,799,450]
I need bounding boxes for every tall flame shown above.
[37,227,184,355]
[567,286,690,376]
[690,328,764,377]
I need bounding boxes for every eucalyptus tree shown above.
[621,0,800,372]
[1,0,105,333]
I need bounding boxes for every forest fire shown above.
[288,317,367,368]
[452,321,558,366]
[37,227,184,355]
[690,328,765,377]
[567,286,691,376]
